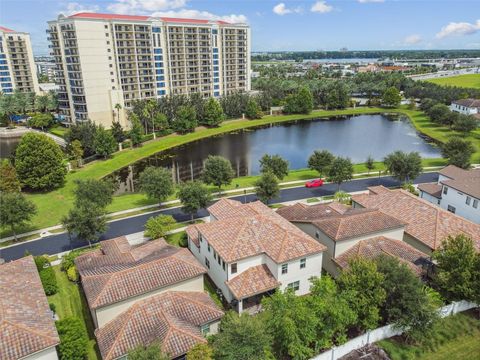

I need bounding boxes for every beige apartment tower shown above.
[0,26,39,94]
[47,12,250,128]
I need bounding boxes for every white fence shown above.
[310,300,478,360]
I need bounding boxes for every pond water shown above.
[108,114,441,193]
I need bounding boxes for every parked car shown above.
[305,179,324,188]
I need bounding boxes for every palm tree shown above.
[114,103,122,123]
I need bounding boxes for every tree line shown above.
[0,90,58,126]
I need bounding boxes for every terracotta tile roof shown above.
[352,186,480,251]
[276,202,348,222]
[76,237,206,309]
[188,199,326,263]
[418,183,443,199]
[439,166,480,199]
[313,209,406,241]
[96,291,223,360]
[452,99,480,108]
[438,165,472,180]
[0,256,60,360]
[333,237,429,276]
[226,265,280,300]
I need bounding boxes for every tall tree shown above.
[202,155,235,191]
[212,311,273,360]
[139,167,174,206]
[328,156,354,191]
[175,105,197,133]
[144,215,176,239]
[178,181,211,220]
[94,125,117,158]
[129,114,144,147]
[308,150,334,178]
[64,119,97,157]
[245,98,262,119]
[202,97,224,126]
[452,114,477,135]
[187,343,213,360]
[296,86,314,114]
[0,159,21,192]
[381,87,401,108]
[383,150,423,183]
[254,171,279,204]
[365,155,375,174]
[111,120,125,143]
[61,203,107,247]
[69,140,84,168]
[15,132,67,190]
[73,179,113,209]
[114,103,122,123]
[56,317,89,360]
[337,258,386,331]
[0,192,36,240]
[426,104,450,125]
[259,154,289,180]
[441,137,475,169]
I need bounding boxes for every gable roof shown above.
[225,264,280,300]
[276,202,348,222]
[417,183,443,199]
[0,257,60,360]
[95,291,223,360]
[333,236,429,276]
[439,166,480,199]
[452,99,480,108]
[0,26,15,33]
[76,237,206,309]
[188,199,326,263]
[438,165,472,180]
[313,209,406,241]
[351,186,480,251]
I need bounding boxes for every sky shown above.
[1,0,479,55]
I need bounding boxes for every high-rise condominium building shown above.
[47,12,250,128]
[0,26,39,94]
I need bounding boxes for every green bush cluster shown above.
[34,255,58,295]
[56,317,89,360]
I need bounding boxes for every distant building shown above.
[418,165,480,224]
[0,26,39,94]
[0,256,60,360]
[36,60,56,81]
[450,99,480,116]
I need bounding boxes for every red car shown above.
[305,179,324,188]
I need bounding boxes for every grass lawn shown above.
[378,311,480,360]
[49,125,68,138]
[0,107,452,237]
[426,74,480,89]
[165,231,187,247]
[48,266,100,360]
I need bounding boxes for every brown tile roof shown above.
[438,165,471,180]
[96,291,223,360]
[313,209,406,241]
[276,202,348,222]
[452,98,480,108]
[352,186,480,251]
[417,183,443,199]
[76,237,206,309]
[207,198,268,220]
[225,264,280,300]
[0,256,60,360]
[333,237,429,276]
[188,200,326,263]
[439,166,480,199]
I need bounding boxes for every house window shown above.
[443,186,448,195]
[300,258,306,269]
[466,196,471,205]
[205,258,210,269]
[473,199,478,209]
[207,243,210,252]
[200,324,210,335]
[447,205,456,214]
[213,251,216,260]
[281,264,288,274]
[315,231,320,239]
[287,281,300,292]
[231,263,237,274]
[222,260,226,271]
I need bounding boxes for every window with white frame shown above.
[231,263,237,274]
[300,258,306,269]
[473,199,478,209]
[466,196,471,205]
[200,323,210,335]
[205,258,210,269]
[287,281,300,292]
[281,263,288,274]
[443,186,448,195]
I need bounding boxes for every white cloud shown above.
[151,9,248,24]
[60,2,100,16]
[404,34,422,45]
[436,19,480,39]
[357,0,384,3]
[272,3,302,16]
[107,0,186,14]
[311,1,333,13]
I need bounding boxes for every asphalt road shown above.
[0,172,438,261]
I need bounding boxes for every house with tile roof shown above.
[277,203,419,276]
[352,186,480,255]
[450,98,480,117]
[418,165,480,224]
[0,256,60,360]
[186,199,326,313]
[76,236,223,359]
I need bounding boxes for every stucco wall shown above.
[419,191,441,206]
[440,186,480,224]
[403,233,433,256]
[22,346,58,360]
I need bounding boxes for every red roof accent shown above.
[0,26,15,32]
[68,12,230,24]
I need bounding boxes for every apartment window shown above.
[200,324,210,335]
[443,186,448,195]
[110,72,114,75]
[105,33,109,36]
[205,258,210,269]
[287,281,300,292]
[109,64,113,68]
[152,27,161,33]
[231,263,237,274]
[104,25,108,29]
[111,79,114,83]
[281,263,288,274]
[112,86,115,90]
[447,205,456,214]
[466,196,471,205]
[154,48,162,54]
[300,258,306,269]
[106,41,110,45]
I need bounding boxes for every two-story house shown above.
[449,98,480,117]
[186,199,326,313]
[418,165,480,224]
[75,236,224,360]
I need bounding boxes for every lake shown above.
[107,113,441,193]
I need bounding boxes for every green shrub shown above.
[179,232,188,247]
[34,255,58,295]
[49,303,56,313]
[67,266,78,282]
[56,317,89,360]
